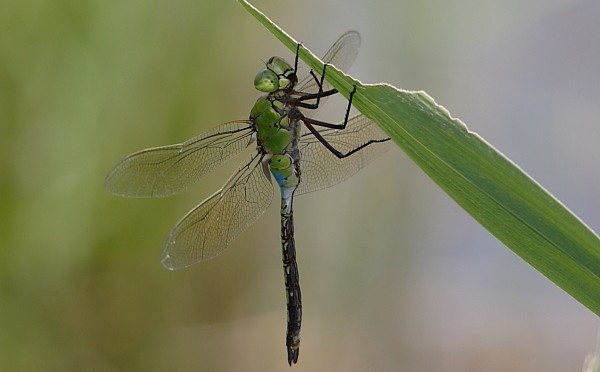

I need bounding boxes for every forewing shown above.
[104,121,254,198]
[295,31,361,97]
[296,115,391,195]
[161,153,273,270]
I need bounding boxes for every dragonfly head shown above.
[254,56,297,93]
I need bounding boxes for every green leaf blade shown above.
[239,0,600,315]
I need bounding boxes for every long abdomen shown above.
[269,153,302,364]
[280,195,301,365]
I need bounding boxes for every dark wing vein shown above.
[104,121,254,198]
[161,152,273,270]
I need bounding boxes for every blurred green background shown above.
[1,0,599,371]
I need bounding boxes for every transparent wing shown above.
[295,31,361,97]
[296,115,391,195]
[104,121,254,198]
[161,152,273,270]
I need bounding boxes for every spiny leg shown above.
[292,40,331,102]
[291,41,334,109]
[301,85,391,159]
[304,120,390,159]
[294,64,339,110]
[293,42,301,81]
[303,84,356,129]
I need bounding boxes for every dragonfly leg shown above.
[293,42,302,80]
[300,85,391,159]
[293,86,338,109]
[299,85,357,130]
[303,118,390,159]
[294,64,339,109]
[291,42,337,109]
[312,63,328,107]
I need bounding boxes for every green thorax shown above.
[250,95,300,156]
[251,56,301,195]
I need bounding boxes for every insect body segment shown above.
[104,31,391,365]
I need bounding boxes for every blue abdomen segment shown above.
[269,154,299,190]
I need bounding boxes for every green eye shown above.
[254,69,279,92]
[255,57,295,92]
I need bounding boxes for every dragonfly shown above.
[104,31,391,365]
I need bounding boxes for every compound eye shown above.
[254,69,280,93]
